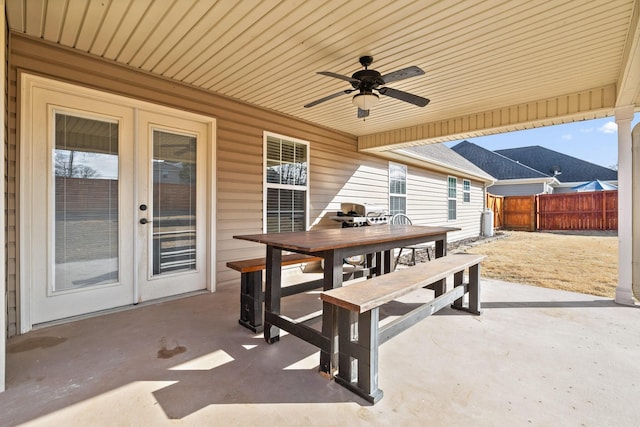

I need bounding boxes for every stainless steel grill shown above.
[332,203,390,227]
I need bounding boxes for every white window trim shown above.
[262,131,310,232]
[448,175,457,221]
[463,179,471,203]
[389,162,407,215]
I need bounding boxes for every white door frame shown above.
[19,73,216,332]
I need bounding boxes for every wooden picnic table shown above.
[233,224,459,374]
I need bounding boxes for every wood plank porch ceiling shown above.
[7,0,640,150]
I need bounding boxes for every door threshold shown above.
[32,290,211,331]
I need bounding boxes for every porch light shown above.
[352,92,379,110]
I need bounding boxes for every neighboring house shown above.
[451,141,558,196]
[451,141,618,195]
[8,36,494,338]
[495,146,618,193]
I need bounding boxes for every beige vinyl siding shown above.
[454,180,485,241]
[406,168,484,242]
[7,33,485,335]
[6,35,17,337]
[6,33,355,331]
[309,149,390,231]
[5,33,390,333]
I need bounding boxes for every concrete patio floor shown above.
[1,278,639,427]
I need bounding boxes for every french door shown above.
[136,111,208,301]
[21,75,212,328]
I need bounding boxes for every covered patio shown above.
[2,278,639,426]
[1,0,640,417]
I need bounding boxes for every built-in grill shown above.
[332,203,390,227]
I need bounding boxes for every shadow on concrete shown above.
[481,299,634,309]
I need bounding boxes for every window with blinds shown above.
[389,163,407,215]
[264,133,309,233]
[448,176,457,220]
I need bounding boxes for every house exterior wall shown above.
[6,34,483,336]
[488,182,547,196]
[407,168,484,241]
[552,186,575,194]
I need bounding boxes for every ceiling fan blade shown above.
[381,66,424,84]
[317,71,360,84]
[304,90,352,108]
[379,87,430,107]
[357,108,369,118]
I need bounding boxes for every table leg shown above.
[432,235,448,294]
[383,249,392,274]
[320,250,344,375]
[435,234,448,258]
[366,253,375,278]
[375,252,383,276]
[264,246,282,344]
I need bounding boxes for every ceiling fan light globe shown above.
[352,93,379,110]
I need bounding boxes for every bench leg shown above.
[468,263,482,315]
[450,264,482,315]
[452,270,464,310]
[334,307,384,404]
[238,271,264,333]
[425,277,446,297]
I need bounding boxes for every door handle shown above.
[139,218,151,224]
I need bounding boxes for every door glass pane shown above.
[152,130,197,276]
[54,113,119,291]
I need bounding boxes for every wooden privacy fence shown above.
[491,190,618,231]
[537,190,617,231]
[486,194,504,229]
[503,195,537,231]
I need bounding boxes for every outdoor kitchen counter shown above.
[233,224,459,375]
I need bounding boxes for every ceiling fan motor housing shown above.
[351,69,384,91]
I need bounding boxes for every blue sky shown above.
[445,112,640,169]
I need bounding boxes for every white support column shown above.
[632,121,640,301]
[615,105,637,305]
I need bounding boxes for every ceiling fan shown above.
[304,56,430,118]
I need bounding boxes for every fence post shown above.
[532,195,538,231]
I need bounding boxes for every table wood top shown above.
[234,225,459,253]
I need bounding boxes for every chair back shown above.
[390,213,412,225]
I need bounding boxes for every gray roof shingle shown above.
[495,146,618,182]
[402,143,494,181]
[450,141,550,180]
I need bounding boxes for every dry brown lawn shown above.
[461,230,618,298]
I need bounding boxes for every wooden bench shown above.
[320,253,486,403]
[227,253,322,332]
